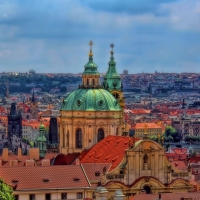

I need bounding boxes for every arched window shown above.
[92,79,95,86]
[142,185,151,194]
[98,128,104,142]
[76,128,82,148]
[87,79,89,86]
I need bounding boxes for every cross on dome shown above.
[89,40,93,57]
[110,43,114,55]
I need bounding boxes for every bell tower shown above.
[103,44,125,111]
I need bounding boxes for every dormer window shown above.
[12,180,19,184]
[43,179,50,183]
[73,178,80,182]
[95,171,100,176]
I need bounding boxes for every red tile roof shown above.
[172,148,188,155]
[0,165,90,190]
[53,153,80,165]
[81,163,111,181]
[171,160,188,170]
[189,156,200,164]
[130,109,151,115]
[132,123,162,129]
[79,135,141,172]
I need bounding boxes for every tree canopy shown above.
[164,126,179,142]
[0,179,14,200]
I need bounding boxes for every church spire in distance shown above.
[31,88,35,102]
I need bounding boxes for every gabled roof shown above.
[79,135,140,172]
[0,165,90,190]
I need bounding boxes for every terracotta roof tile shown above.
[53,153,80,165]
[80,135,140,172]
[0,165,90,190]
[132,123,162,129]
[81,163,111,181]
[171,160,188,170]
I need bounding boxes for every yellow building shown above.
[79,135,192,199]
[132,123,162,139]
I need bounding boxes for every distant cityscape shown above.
[1,66,200,199]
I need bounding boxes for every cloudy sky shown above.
[0,0,200,74]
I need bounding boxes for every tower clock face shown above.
[113,92,120,99]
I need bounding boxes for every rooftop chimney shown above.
[42,159,50,166]
[10,160,18,167]
[2,148,8,162]
[25,159,35,167]
[29,148,39,160]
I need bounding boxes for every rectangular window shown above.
[29,194,35,200]
[77,192,83,199]
[61,193,67,199]
[45,194,51,200]
[14,195,19,200]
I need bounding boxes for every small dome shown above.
[61,89,121,111]
[39,124,45,132]
[83,56,99,75]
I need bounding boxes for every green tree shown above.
[164,135,174,142]
[0,179,15,200]
[149,135,158,142]
[185,135,191,142]
[164,126,179,142]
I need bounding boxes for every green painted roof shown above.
[61,88,121,111]
[83,56,99,75]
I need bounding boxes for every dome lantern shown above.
[81,41,100,88]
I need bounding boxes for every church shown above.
[58,42,192,197]
[59,42,125,154]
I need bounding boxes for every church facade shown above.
[59,42,124,154]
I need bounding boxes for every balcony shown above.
[106,174,124,180]
[171,172,188,178]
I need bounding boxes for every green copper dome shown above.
[61,88,121,111]
[83,56,99,75]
